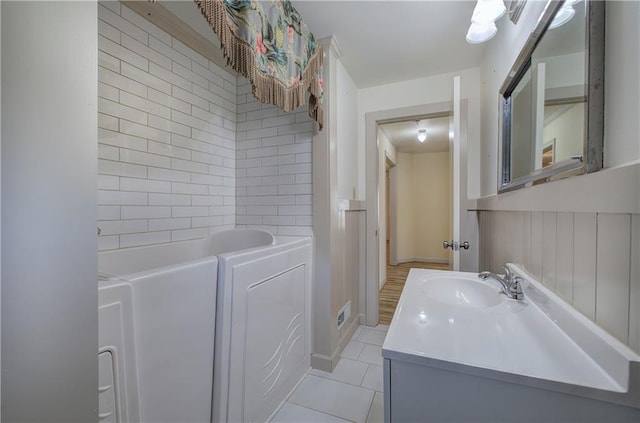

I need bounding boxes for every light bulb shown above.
[466,22,497,44]
[549,5,575,29]
[417,129,427,143]
[471,0,506,25]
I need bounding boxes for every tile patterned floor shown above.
[270,325,388,423]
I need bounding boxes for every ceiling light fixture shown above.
[415,120,428,143]
[417,129,427,143]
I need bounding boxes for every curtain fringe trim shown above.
[194,0,324,130]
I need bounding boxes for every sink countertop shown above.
[382,266,640,408]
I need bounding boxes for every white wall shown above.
[359,67,481,201]
[395,152,450,263]
[414,153,451,261]
[358,68,480,294]
[479,0,547,197]
[0,3,3,413]
[480,1,640,196]
[395,153,415,262]
[543,52,585,90]
[311,37,354,371]
[235,78,314,236]
[97,2,237,250]
[1,2,98,420]
[543,103,584,163]
[604,1,640,167]
[336,61,359,200]
[378,129,396,287]
[476,1,640,355]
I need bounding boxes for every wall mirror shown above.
[499,0,604,192]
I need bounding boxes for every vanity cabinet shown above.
[382,266,640,423]
[383,357,640,423]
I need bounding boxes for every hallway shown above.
[378,261,449,325]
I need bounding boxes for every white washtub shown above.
[383,264,640,422]
[213,235,312,423]
[98,228,275,279]
[98,229,294,423]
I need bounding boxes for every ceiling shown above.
[156,1,484,89]
[534,1,586,59]
[380,115,450,154]
[293,0,484,88]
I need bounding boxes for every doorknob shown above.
[443,241,470,251]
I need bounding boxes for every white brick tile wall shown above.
[148,217,191,231]
[98,3,236,250]
[99,35,149,71]
[172,227,210,242]
[98,205,121,221]
[98,175,120,190]
[120,231,171,249]
[97,4,315,248]
[235,78,313,236]
[99,113,119,131]
[99,159,147,178]
[99,66,146,97]
[122,62,172,94]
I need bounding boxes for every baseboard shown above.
[397,257,449,265]
[338,315,360,350]
[310,314,360,372]
[310,353,334,372]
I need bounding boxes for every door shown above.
[450,76,462,271]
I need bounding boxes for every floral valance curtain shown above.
[194,0,324,129]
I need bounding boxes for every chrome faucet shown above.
[478,266,524,300]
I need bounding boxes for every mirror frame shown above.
[498,0,605,193]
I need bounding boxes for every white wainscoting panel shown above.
[478,210,639,354]
[556,212,574,303]
[542,212,558,291]
[596,213,631,344]
[630,214,640,352]
[573,212,598,320]
[530,211,544,282]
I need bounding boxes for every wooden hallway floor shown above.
[379,262,450,325]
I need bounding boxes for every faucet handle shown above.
[509,276,524,300]
[503,265,512,282]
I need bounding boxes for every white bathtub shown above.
[97,229,311,423]
[213,235,312,423]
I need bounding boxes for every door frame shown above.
[385,158,395,266]
[365,101,455,326]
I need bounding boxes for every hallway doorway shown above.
[376,114,452,325]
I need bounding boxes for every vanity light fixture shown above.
[466,0,542,44]
[466,21,498,44]
[548,6,575,29]
[549,0,581,29]
[466,0,505,44]
[471,0,506,24]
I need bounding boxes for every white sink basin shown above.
[384,266,640,413]
[420,275,503,308]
